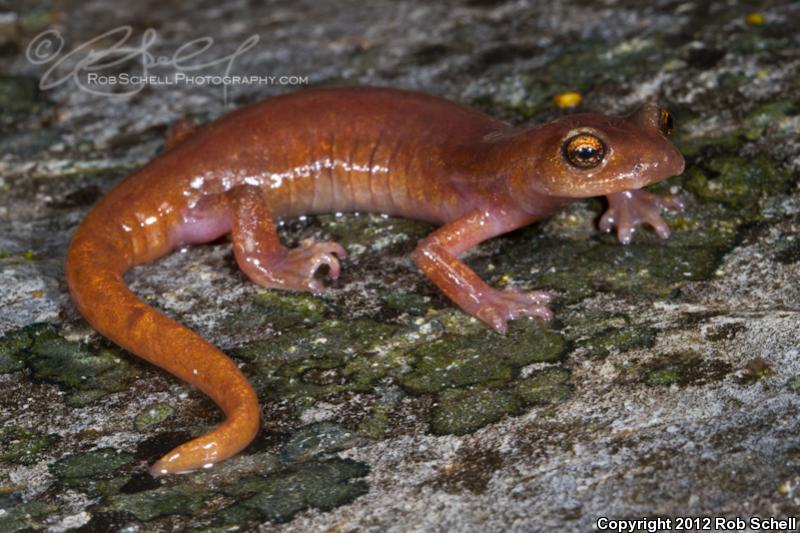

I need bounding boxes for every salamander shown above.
[65,86,685,475]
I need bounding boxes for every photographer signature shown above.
[26,25,259,102]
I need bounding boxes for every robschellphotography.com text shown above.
[85,73,308,87]
[596,516,797,532]
[24,25,311,102]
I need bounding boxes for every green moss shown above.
[580,325,656,359]
[673,130,743,158]
[661,204,742,248]
[0,323,141,404]
[317,213,431,251]
[28,335,142,407]
[134,403,175,431]
[742,101,796,140]
[380,289,431,316]
[64,477,132,499]
[431,386,522,435]
[50,448,134,497]
[0,338,28,373]
[357,403,394,438]
[340,324,450,393]
[238,314,566,439]
[738,357,772,384]
[400,343,513,394]
[430,366,572,435]
[642,352,732,387]
[279,422,361,464]
[400,321,565,394]
[684,156,787,213]
[226,291,327,332]
[50,448,134,479]
[0,427,60,465]
[644,365,681,386]
[104,487,206,521]
[64,390,109,406]
[219,459,369,525]
[787,374,800,393]
[0,249,41,261]
[243,319,397,365]
[486,233,723,303]
[215,504,262,525]
[0,76,37,113]
[669,100,797,157]
[0,323,45,370]
[0,501,58,533]
[512,368,572,404]
[244,319,399,401]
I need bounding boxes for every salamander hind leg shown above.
[229,185,347,294]
[243,238,347,294]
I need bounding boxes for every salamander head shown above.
[507,104,685,200]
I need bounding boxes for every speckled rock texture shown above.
[1,0,799,531]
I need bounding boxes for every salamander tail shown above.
[66,223,260,475]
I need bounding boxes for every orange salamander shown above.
[66,86,686,475]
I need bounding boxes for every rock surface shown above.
[1,0,799,531]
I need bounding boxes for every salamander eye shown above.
[659,108,674,136]
[563,134,606,169]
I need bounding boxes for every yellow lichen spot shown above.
[553,91,582,109]
[745,13,766,26]
[778,481,790,495]
[497,274,511,286]
[31,290,45,298]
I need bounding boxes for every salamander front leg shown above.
[229,185,346,294]
[600,190,684,244]
[413,209,553,334]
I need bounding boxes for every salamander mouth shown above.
[537,160,686,198]
[609,152,686,195]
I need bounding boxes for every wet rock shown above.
[512,367,572,404]
[280,422,362,463]
[641,351,732,387]
[133,403,175,431]
[0,500,57,533]
[218,459,369,525]
[3,323,142,407]
[400,321,565,393]
[244,318,399,400]
[684,155,788,213]
[431,385,522,435]
[578,324,656,359]
[0,75,37,112]
[103,486,206,522]
[50,448,135,497]
[0,426,60,465]
[2,0,800,531]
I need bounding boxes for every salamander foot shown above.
[599,190,684,244]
